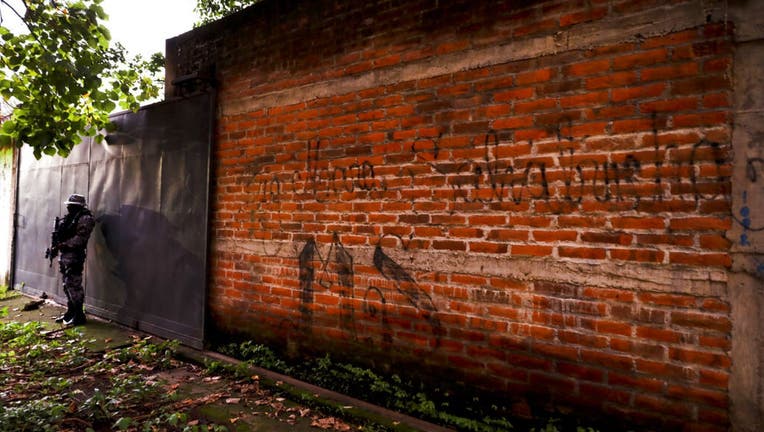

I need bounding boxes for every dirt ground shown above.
[0,293,380,432]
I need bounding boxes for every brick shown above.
[511,244,553,257]
[533,230,578,242]
[640,97,698,113]
[701,298,730,313]
[476,76,515,91]
[669,347,730,369]
[515,68,556,85]
[560,91,609,108]
[469,215,508,226]
[561,121,608,137]
[581,349,634,371]
[581,287,634,303]
[610,217,664,230]
[635,359,695,381]
[642,62,699,81]
[634,394,693,417]
[613,49,668,70]
[704,57,731,73]
[515,98,558,114]
[559,246,606,260]
[581,232,632,245]
[585,71,638,89]
[510,215,553,227]
[559,215,607,228]
[611,83,666,102]
[610,248,664,263]
[432,240,467,251]
[667,385,728,408]
[641,29,699,48]
[610,338,665,360]
[671,75,730,95]
[529,372,577,394]
[608,372,664,393]
[669,252,732,268]
[494,87,534,102]
[578,384,633,411]
[567,300,607,316]
[469,242,509,254]
[703,93,731,109]
[565,59,611,77]
[671,311,731,332]
[533,342,580,362]
[557,362,605,382]
[448,227,483,238]
[673,112,729,128]
[637,233,694,247]
[612,118,663,133]
[699,234,733,250]
[700,369,730,389]
[493,116,534,129]
[537,79,582,95]
[559,329,609,348]
[639,292,697,308]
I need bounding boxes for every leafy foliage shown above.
[194,0,259,26]
[0,0,163,158]
[219,341,606,432]
[0,320,371,431]
[0,322,199,431]
[0,284,18,300]
[219,342,516,431]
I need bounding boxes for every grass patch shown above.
[0,320,382,431]
[0,321,228,431]
[0,284,19,300]
[216,341,603,432]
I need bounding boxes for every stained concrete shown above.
[729,1,764,430]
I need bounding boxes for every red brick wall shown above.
[169,0,735,429]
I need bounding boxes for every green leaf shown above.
[113,417,133,430]
[0,0,162,158]
[1,119,15,133]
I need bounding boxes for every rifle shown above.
[44,216,61,268]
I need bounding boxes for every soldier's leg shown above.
[56,262,75,323]
[63,261,86,326]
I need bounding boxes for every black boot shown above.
[55,302,74,323]
[64,308,86,326]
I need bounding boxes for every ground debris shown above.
[0,320,372,431]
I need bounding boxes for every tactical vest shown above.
[59,208,93,252]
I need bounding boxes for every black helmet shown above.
[64,194,87,207]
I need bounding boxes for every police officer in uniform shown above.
[53,194,95,326]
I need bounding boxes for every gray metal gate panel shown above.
[13,93,212,348]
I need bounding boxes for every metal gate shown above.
[12,93,213,348]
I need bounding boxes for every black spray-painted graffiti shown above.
[250,128,729,211]
[298,233,442,347]
[740,157,764,235]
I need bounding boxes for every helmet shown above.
[64,194,87,207]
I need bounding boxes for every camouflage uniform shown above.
[56,194,95,325]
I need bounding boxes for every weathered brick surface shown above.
[169,0,736,429]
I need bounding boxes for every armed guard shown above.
[51,194,95,326]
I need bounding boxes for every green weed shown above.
[0,321,222,432]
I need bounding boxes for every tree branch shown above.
[0,0,30,31]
